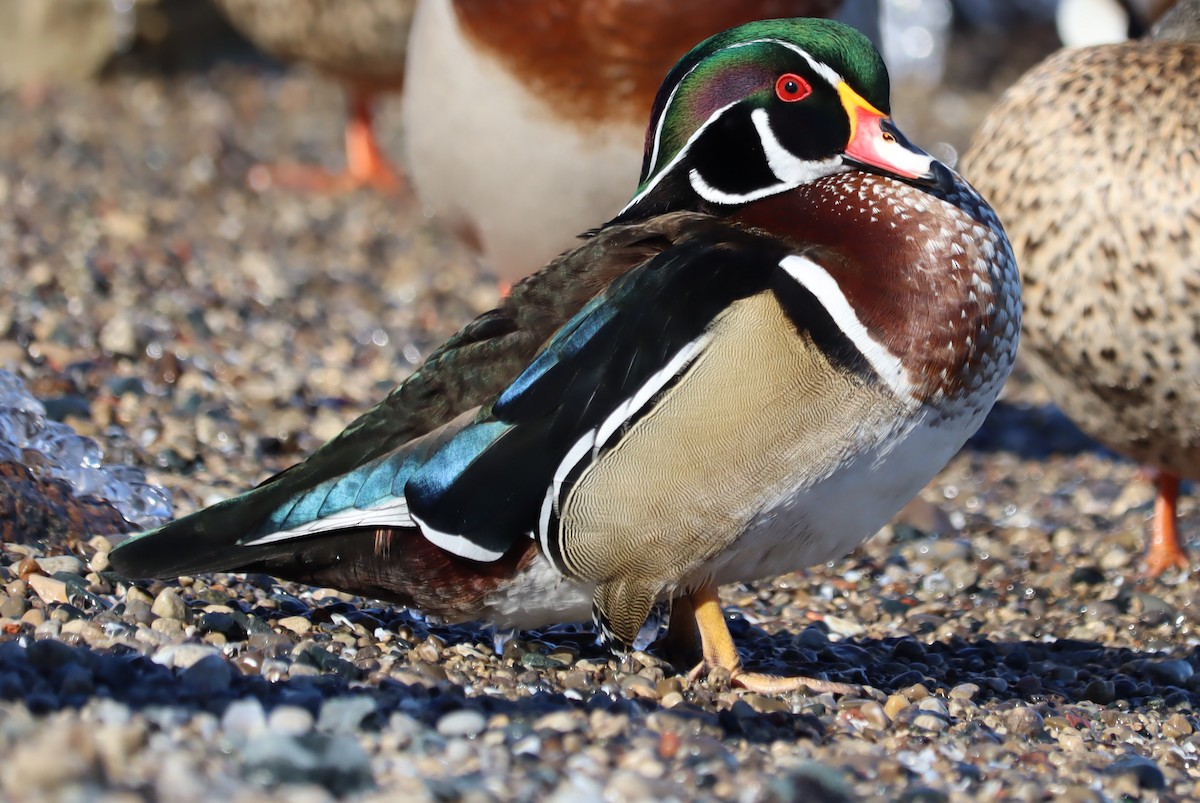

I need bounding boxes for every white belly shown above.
[707,406,982,588]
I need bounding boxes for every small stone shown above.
[437,709,487,739]
[27,574,68,605]
[100,317,138,357]
[899,683,931,702]
[857,701,890,730]
[1083,679,1116,705]
[1141,659,1194,686]
[198,611,247,641]
[277,615,312,635]
[154,643,219,670]
[908,712,949,733]
[0,595,26,618]
[1003,707,1045,739]
[884,695,910,719]
[25,638,80,672]
[221,697,267,741]
[533,711,583,733]
[35,556,85,576]
[317,697,377,734]
[1163,713,1193,739]
[151,588,190,623]
[1069,566,1106,586]
[180,654,233,693]
[949,683,979,701]
[268,706,315,736]
[89,551,109,573]
[1107,756,1166,790]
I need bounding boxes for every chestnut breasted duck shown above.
[963,0,1199,578]
[214,0,415,192]
[401,0,868,284]
[111,18,1019,694]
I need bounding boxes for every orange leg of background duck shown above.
[1146,471,1189,577]
[249,88,405,194]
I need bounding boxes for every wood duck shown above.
[213,0,416,192]
[963,0,1199,577]
[111,18,1019,694]
[400,0,875,284]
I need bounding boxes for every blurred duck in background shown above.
[1055,0,1178,45]
[401,0,880,287]
[213,0,417,192]
[964,0,1200,577]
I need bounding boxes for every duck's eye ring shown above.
[775,73,812,102]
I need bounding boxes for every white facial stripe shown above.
[779,255,915,399]
[621,100,741,214]
[762,39,844,88]
[643,39,770,178]
[240,496,414,546]
[689,169,794,205]
[412,512,507,562]
[751,108,845,185]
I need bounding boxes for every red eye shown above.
[775,73,812,102]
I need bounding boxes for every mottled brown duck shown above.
[964,0,1200,576]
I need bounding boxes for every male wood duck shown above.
[112,18,1019,694]
[963,0,1199,577]
[401,0,874,284]
[214,0,416,192]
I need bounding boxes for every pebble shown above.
[179,654,233,693]
[27,574,69,605]
[221,697,268,741]
[437,709,487,739]
[268,706,316,736]
[1003,707,1045,739]
[151,588,190,623]
[1106,756,1166,790]
[154,643,219,670]
[277,615,312,635]
[317,696,377,734]
[35,556,85,576]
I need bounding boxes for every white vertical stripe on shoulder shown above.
[779,255,915,399]
[595,333,711,450]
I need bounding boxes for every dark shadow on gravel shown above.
[729,616,1200,708]
[5,614,1198,735]
[964,400,1117,460]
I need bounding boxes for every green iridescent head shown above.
[614,17,944,221]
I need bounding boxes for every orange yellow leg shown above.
[343,89,404,192]
[1146,471,1189,577]
[247,87,405,195]
[684,584,860,695]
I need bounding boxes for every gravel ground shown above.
[2,57,1200,803]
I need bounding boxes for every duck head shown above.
[614,17,950,222]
